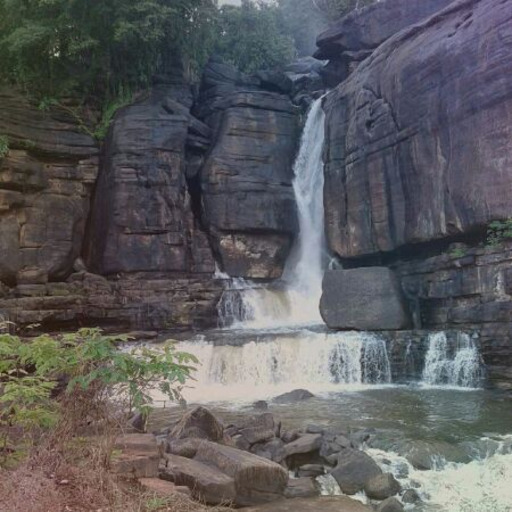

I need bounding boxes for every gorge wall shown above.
[319,0,512,389]
[0,60,321,331]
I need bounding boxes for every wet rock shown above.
[321,268,411,331]
[253,400,269,411]
[284,477,320,499]
[402,488,421,504]
[274,389,315,404]
[320,434,352,459]
[297,464,325,478]
[376,497,404,512]
[233,434,252,452]
[330,449,382,495]
[159,453,236,505]
[364,473,400,500]
[170,406,224,442]
[305,424,326,435]
[195,441,288,506]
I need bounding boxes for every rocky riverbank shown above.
[113,403,430,511]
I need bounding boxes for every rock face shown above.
[245,496,372,512]
[86,76,215,277]
[320,268,411,330]
[196,58,300,279]
[0,90,98,286]
[315,0,453,85]
[323,0,512,260]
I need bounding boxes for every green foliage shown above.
[0,0,219,100]
[94,89,134,141]
[487,219,512,247]
[0,134,8,158]
[216,1,296,73]
[449,248,466,259]
[0,327,198,464]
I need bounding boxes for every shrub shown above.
[0,327,198,466]
[486,219,512,247]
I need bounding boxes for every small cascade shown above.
[422,332,483,388]
[173,331,392,402]
[216,97,327,329]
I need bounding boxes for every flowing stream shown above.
[154,98,511,512]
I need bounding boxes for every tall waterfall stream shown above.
[150,100,511,512]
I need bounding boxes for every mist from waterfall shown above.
[217,97,327,329]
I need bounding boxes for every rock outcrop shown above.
[320,268,411,331]
[315,0,453,85]
[196,58,300,279]
[0,90,98,286]
[85,75,215,277]
[323,0,512,260]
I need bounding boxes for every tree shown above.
[214,0,296,73]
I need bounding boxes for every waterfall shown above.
[169,330,392,403]
[217,97,327,328]
[421,332,483,388]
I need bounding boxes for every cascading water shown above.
[422,332,483,388]
[168,330,391,403]
[216,97,327,329]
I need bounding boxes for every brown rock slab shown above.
[244,496,372,512]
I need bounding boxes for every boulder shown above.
[297,464,325,478]
[244,496,372,512]
[284,434,323,469]
[195,441,289,506]
[320,268,411,331]
[274,389,315,404]
[330,449,382,495]
[364,473,401,500]
[110,434,160,478]
[170,406,224,442]
[138,478,191,497]
[159,453,236,505]
[323,0,512,260]
[320,434,352,460]
[251,438,286,464]
[284,478,320,499]
[376,497,404,512]
[402,489,420,504]
[166,438,203,458]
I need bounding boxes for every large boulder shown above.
[159,453,236,505]
[273,389,315,404]
[330,449,382,495]
[195,441,289,506]
[320,268,411,330]
[170,406,224,442]
[364,473,401,500]
[196,58,300,279]
[323,0,512,260]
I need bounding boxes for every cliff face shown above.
[319,0,512,389]
[0,61,308,330]
[196,59,300,279]
[323,0,512,260]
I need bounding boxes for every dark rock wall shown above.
[196,59,301,279]
[323,0,512,261]
[0,90,98,286]
[319,0,512,388]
